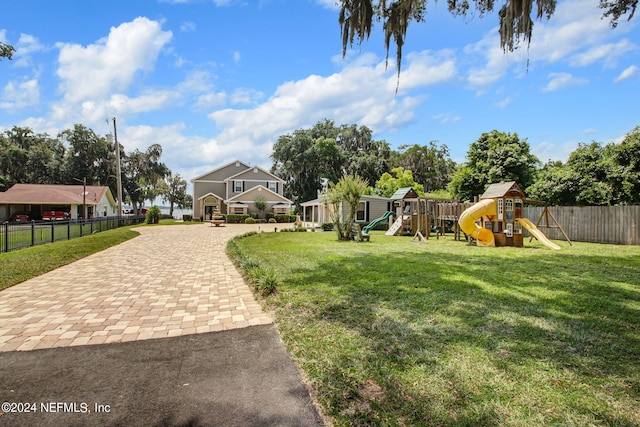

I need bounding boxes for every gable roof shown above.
[197,191,225,201]
[481,181,524,199]
[225,165,284,183]
[0,184,115,206]
[226,185,292,204]
[191,160,251,182]
[390,187,419,200]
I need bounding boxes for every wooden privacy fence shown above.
[524,206,640,245]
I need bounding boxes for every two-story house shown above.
[191,160,293,221]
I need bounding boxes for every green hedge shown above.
[275,214,296,223]
[226,214,250,223]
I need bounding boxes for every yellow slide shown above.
[515,218,561,250]
[458,199,496,246]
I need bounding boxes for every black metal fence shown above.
[1,215,146,254]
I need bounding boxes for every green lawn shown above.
[0,219,201,291]
[231,231,640,426]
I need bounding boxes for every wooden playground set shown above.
[377,182,571,250]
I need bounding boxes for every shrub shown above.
[281,226,307,232]
[145,206,161,224]
[226,233,278,296]
[268,218,277,223]
[245,217,256,224]
[256,267,278,296]
[182,214,193,221]
[275,214,296,223]
[321,222,334,231]
[226,214,250,223]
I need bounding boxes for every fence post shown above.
[31,220,35,247]
[67,220,71,241]
[3,222,8,253]
[51,221,55,243]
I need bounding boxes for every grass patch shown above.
[0,226,140,291]
[233,232,640,426]
[0,218,183,291]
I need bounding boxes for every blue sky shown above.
[1,0,638,187]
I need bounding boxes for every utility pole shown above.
[108,118,124,218]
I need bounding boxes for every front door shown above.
[202,195,220,220]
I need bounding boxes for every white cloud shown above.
[528,1,612,63]
[230,88,264,105]
[180,21,196,32]
[495,96,514,108]
[396,50,457,92]
[196,92,228,108]
[614,65,638,82]
[314,0,340,10]
[55,17,172,103]
[543,72,589,92]
[1,78,40,109]
[569,39,636,67]
[464,32,518,90]
[233,51,241,63]
[200,51,452,169]
[532,140,580,162]
[464,0,635,91]
[14,34,45,67]
[432,112,462,124]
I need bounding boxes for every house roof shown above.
[480,181,524,199]
[197,192,225,201]
[190,159,251,182]
[226,185,292,204]
[300,193,389,207]
[224,165,284,183]
[0,184,115,206]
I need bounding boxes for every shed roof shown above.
[0,183,114,206]
[480,181,524,199]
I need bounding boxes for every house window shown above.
[497,198,504,221]
[356,202,367,221]
[268,181,278,192]
[234,180,243,193]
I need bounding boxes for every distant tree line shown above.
[271,120,640,208]
[270,119,456,210]
[0,125,192,215]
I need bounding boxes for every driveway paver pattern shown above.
[0,224,272,352]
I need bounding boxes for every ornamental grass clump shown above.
[226,232,279,296]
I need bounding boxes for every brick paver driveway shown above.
[0,224,273,352]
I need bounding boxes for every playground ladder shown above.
[386,215,408,236]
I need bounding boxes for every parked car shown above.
[42,211,71,221]
[9,212,30,222]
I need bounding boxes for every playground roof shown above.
[481,181,524,199]
[390,187,418,200]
